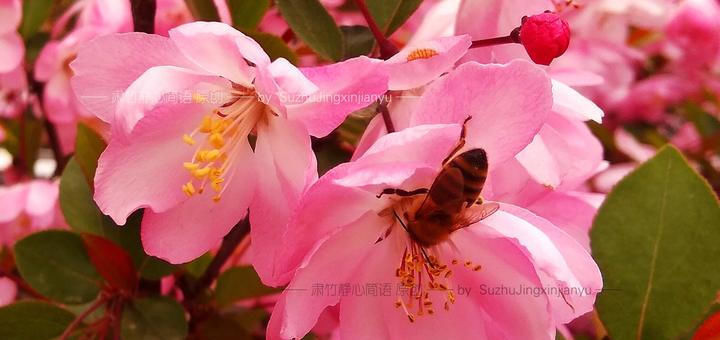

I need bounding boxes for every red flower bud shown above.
[519,12,570,65]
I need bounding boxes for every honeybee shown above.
[378,117,499,247]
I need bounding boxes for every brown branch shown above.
[59,295,109,340]
[187,216,251,300]
[377,100,395,133]
[352,0,399,59]
[469,27,521,49]
[130,0,157,34]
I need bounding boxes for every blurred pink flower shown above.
[0,277,17,307]
[0,180,64,245]
[0,0,23,73]
[70,22,388,279]
[665,0,720,69]
[0,65,27,118]
[268,121,601,339]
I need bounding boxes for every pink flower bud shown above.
[519,12,570,65]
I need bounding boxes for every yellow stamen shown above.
[182,182,196,196]
[406,48,439,62]
[183,162,199,171]
[193,167,211,178]
[182,134,195,145]
[209,133,224,149]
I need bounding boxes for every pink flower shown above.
[383,34,471,90]
[0,277,17,307]
[0,180,64,246]
[36,0,192,126]
[519,12,570,65]
[0,65,28,118]
[665,0,720,68]
[267,121,601,339]
[70,22,389,279]
[0,0,23,73]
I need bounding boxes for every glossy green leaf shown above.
[59,158,175,280]
[121,297,188,340]
[60,158,104,234]
[184,252,213,278]
[185,0,220,21]
[277,0,343,61]
[74,123,107,185]
[246,31,298,64]
[19,0,53,39]
[227,0,269,30]
[591,145,720,340]
[341,25,374,59]
[366,0,422,35]
[214,266,281,306]
[14,230,102,304]
[0,301,74,340]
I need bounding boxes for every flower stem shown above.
[377,100,395,133]
[469,28,522,49]
[59,295,109,340]
[130,0,156,34]
[353,0,399,59]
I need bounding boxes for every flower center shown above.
[406,48,439,62]
[180,86,268,202]
[382,197,482,323]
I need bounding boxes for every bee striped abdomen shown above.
[447,148,488,204]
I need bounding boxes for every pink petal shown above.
[0,32,23,73]
[450,230,556,339]
[141,142,255,264]
[0,183,27,223]
[551,79,604,123]
[249,116,317,285]
[34,41,60,81]
[113,65,229,137]
[43,74,77,124]
[526,191,599,250]
[411,60,552,170]
[70,32,197,123]
[290,56,388,137]
[0,277,17,307]
[168,22,260,85]
[267,212,387,339]
[25,180,59,220]
[94,95,217,225]
[0,0,21,34]
[385,34,471,90]
[478,204,602,324]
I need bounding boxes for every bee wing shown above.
[417,167,466,215]
[451,202,500,232]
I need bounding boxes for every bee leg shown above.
[376,188,429,198]
[442,115,473,165]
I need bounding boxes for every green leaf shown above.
[0,301,75,340]
[19,0,54,39]
[591,145,720,340]
[74,123,107,185]
[121,297,188,340]
[366,0,422,35]
[184,0,220,21]
[227,0,269,30]
[14,230,102,304]
[277,0,343,61]
[184,252,213,278]
[59,158,176,280]
[60,158,104,234]
[246,31,298,64]
[214,266,281,306]
[341,25,374,59]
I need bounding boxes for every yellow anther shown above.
[182,182,196,196]
[209,168,222,180]
[205,149,221,161]
[193,167,211,178]
[199,116,213,133]
[212,195,221,203]
[183,162,199,171]
[211,178,224,192]
[209,133,225,149]
[406,48,439,62]
[182,134,195,145]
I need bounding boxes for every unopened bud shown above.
[519,12,570,65]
